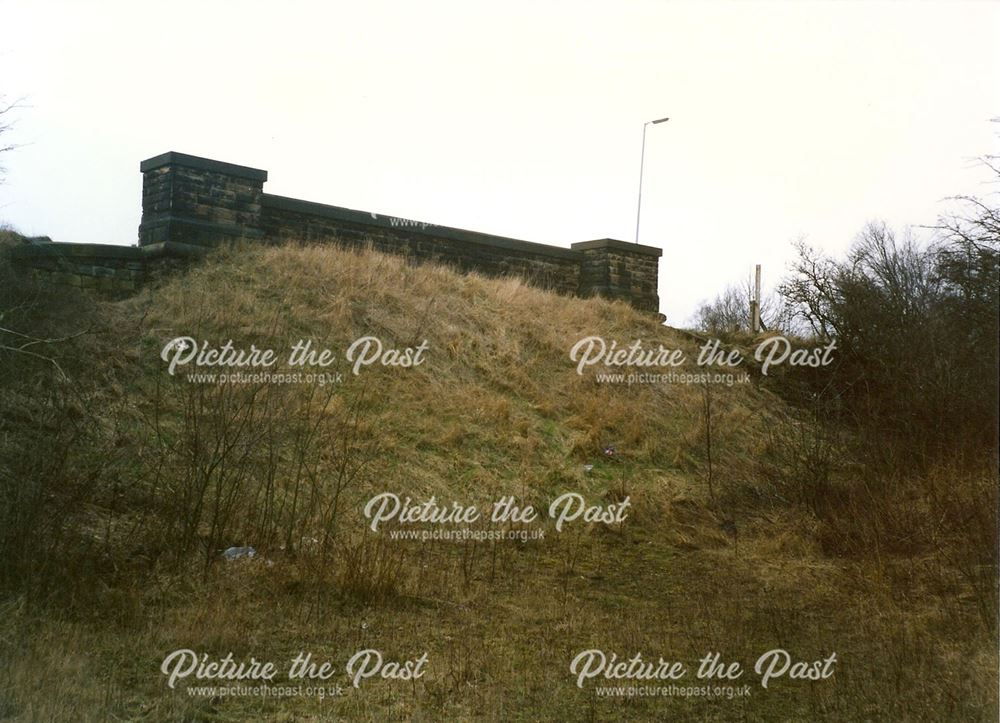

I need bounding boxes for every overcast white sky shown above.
[1,0,997,322]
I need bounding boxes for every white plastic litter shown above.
[222,546,256,561]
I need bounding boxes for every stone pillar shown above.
[571,238,662,313]
[138,152,268,248]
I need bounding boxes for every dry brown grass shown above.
[0,241,995,721]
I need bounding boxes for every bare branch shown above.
[0,324,93,380]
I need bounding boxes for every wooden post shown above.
[752,264,761,333]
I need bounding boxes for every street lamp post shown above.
[635,116,669,244]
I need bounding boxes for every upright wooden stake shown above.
[752,264,762,333]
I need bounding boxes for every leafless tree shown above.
[0,95,20,183]
[777,201,998,463]
[692,273,793,335]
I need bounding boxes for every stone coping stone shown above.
[261,193,583,261]
[9,243,145,260]
[9,241,210,261]
[140,151,268,182]
[570,238,663,257]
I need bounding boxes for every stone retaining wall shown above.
[10,151,664,312]
[138,152,662,311]
[259,194,583,296]
[8,241,204,298]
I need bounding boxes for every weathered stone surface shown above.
[10,152,664,311]
[135,151,661,310]
[7,240,196,299]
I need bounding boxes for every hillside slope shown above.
[0,242,995,721]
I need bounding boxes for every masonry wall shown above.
[574,239,661,312]
[135,152,662,311]
[13,151,664,312]
[8,241,202,298]
[260,194,582,296]
[139,154,267,248]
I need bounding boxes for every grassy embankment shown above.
[0,235,996,721]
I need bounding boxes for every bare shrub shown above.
[692,275,793,336]
[338,531,409,603]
